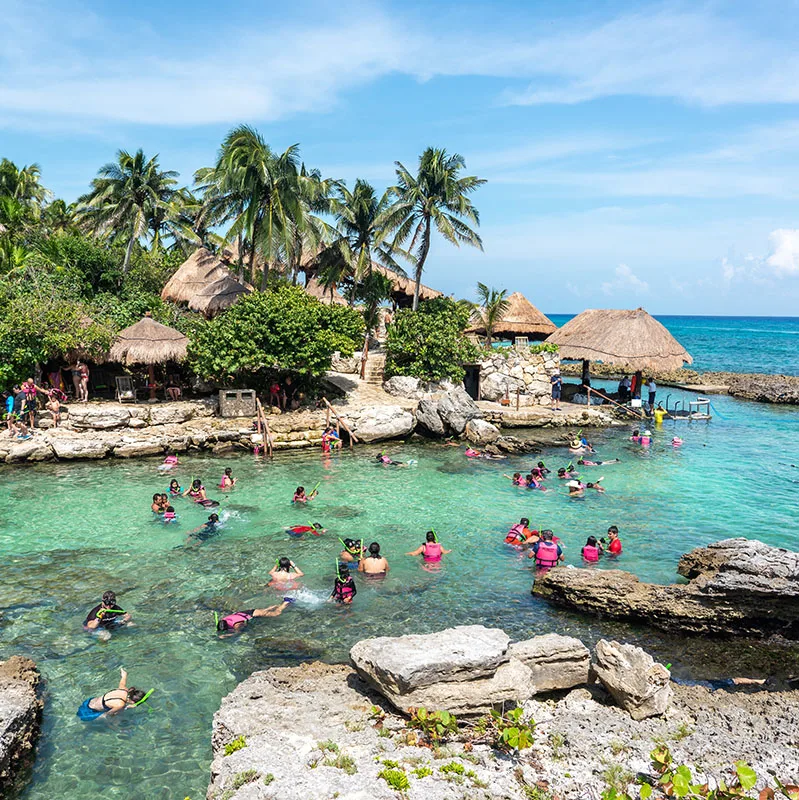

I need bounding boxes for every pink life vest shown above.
[221,611,252,629]
[535,540,560,568]
[582,544,600,562]
[423,542,443,562]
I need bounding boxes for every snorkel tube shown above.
[133,688,154,707]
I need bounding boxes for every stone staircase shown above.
[362,353,386,387]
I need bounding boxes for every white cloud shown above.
[766,229,799,276]
[601,263,649,296]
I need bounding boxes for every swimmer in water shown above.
[358,541,389,575]
[331,564,357,604]
[376,452,406,467]
[184,479,219,507]
[536,462,551,476]
[339,538,365,563]
[83,590,131,631]
[216,600,294,637]
[292,485,317,504]
[188,513,221,542]
[163,505,177,523]
[219,467,237,490]
[581,535,603,562]
[528,530,564,569]
[268,557,304,586]
[557,465,578,479]
[151,493,165,514]
[505,518,536,545]
[567,480,585,497]
[577,458,620,466]
[605,525,623,555]
[286,522,326,537]
[585,480,606,493]
[504,472,528,487]
[161,453,179,469]
[77,668,149,720]
[168,478,182,496]
[406,531,451,562]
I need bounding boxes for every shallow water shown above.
[3,386,799,799]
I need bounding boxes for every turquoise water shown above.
[548,314,799,375]
[2,384,799,798]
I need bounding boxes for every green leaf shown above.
[672,767,693,797]
[640,783,653,800]
[735,763,757,792]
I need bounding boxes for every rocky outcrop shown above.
[508,634,591,692]
[727,374,799,404]
[382,376,458,399]
[593,640,672,720]
[532,538,799,638]
[66,399,215,430]
[465,418,500,445]
[341,404,415,442]
[415,387,482,437]
[0,657,42,794]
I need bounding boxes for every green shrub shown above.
[440,762,465,775]
[231,769,259,789]
[324,753,358,775]
[408,707,458,745]
[263,773,275,786]
[411,766,432,778]
[223,735,247,756]
[377,768,410,791]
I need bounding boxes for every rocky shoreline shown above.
[0,657,42,795]
[206,626,799,800]
[532,538,799,639]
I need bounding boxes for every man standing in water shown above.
[83,591,132,631]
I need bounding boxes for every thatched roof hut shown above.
[468,292,556,341]
[109,314,189,366]
[371,265,443,307]
[304,277,348,306]
[546,308,693,371]
[162,247,250,316]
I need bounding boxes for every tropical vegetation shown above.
[0,132,485,388]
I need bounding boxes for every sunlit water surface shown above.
[3,387,799,799]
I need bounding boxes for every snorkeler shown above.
[581,536,603,562]
[504,472,528,486]
[528,530,564,569]
[188,513,221,542]
[557,465,579,479]
[286,522,326,537]
[160,453,179,470]
[331,564,357,604]
[358,541,389,575]
[219,467,237,490]
[577,458,620,466]
[77,667,151,720]
[536,462,551,476]
[505,518,535,545]
[292,485,318,504]
[567,480,585,497]
[216,601,294,636]
[268,557,304,587]
[406,531,451,562]
[339,538,365,563]
[376,453,405,467]
[168,478,182,496]
[585,480,606,493]
[183,479,219,507]
[83,591,131,631]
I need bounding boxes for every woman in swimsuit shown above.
[358,541,389,576]
[219,467,237,490]
[268,557,304,587]
[77,668,147,720]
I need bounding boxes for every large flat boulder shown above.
[67,403,132,429]
[508,634,591,692]
[465,418,500,446]
[593,640,671,720]
[344,405,415,443]
[0,657,42,794]
[728,374,799,404]
[51,437,110,459]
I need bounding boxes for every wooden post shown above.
[516,388,520,410]
[255,398,273,457]
[321,397,359,448]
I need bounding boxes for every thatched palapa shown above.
[304,277,348,306]
[468,291,556,341]
[371,265,443,307]
[546,308,692,372]
[109,314,189,366]
[162,247,250,317]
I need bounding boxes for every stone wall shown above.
[478,349,558,405]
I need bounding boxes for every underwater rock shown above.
[532,538,799,638]
[0,656,42,795]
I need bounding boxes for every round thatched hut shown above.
[546,308,692,372]
[468,291,556,343]
[109,314,189,401]
[371,265,443,308]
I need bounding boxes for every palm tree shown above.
[41,199,78,235]
[354,270,393,377]
[77,149,179,272]
[0,159,50,209]
[474,282,510,347]
[147,187,201,254]
[383,147,486,310]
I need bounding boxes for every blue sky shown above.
[3,0,799,315]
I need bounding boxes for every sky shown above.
[3,0,799,315]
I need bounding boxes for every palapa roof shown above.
[109,314,189,365]
[304,277,348,306]
[371,264,442,305]
[468,291,556,340]
[546,308,693,371]
[162,247,250,316]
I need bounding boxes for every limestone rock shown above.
[5,439,52,462]
[465,418,500,445]
[346,405,415,442]
[0,657,42,794]
[148,403,194,426]
[415,397,446,436]
[382,375,422,397]
[509,634,591,692]
[435,387,481,435]
[127,418,147,429]
[480,371,525,402]
[728,374,799,404]
[67,403,131,429]
[351,626,511,693]
[593,640,672,720]
[51,437,109,459]
[113,439,165,458]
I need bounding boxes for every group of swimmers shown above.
[504,519,623,568]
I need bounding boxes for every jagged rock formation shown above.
[0,657,42,794]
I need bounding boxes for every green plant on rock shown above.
[324,752,358,775]
[377,767,410,791]
[471,707,535,752]
[318,740,339,754]
[232,769,259,789]
[411,766,432,778]
[263,773,275,786]
[408,707,458,745]
[223,735,247,756]
[440,762,466,776]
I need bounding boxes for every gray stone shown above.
[465,418,500,445]
[593,640,672,720]
[67,403,131,429]
[346,405,415,442]
[127,418,147,429]
[113,439,165,458]
[415,397,446,436]
[383,375,422,397]
[0,657,42,794]
[148,404,194,425]
[5,439,52,462]
[351,625,510,693]
[51,438,109,459]
[435,387,481,435]
[509,634,591,692]
[480,371,525,402]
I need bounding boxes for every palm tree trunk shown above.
[412,217,432,311]
[236,233,244,282]
[360,331,370,379]
[122,228,135,273]
[248,242,256,286]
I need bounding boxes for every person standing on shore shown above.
[550,369,562,411]
[645,377,657,411]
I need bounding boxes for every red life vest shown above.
[582,544,600,562]
[608,538,622,555]
[423,542,442,562]
[504,524,528,545]
[535,540,560,567]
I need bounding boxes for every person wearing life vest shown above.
[406,531,451,563]
[529,530,563,569]
[581,536,603,562]
[505,518,534,545]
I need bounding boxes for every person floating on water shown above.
[504,472,528,486]
[339,538,365,563]
[605,525,623,555]
[376,452,406,467]
[331,564,357,604]
[268,557,304,587]
[581,535,604,562]
[505,518,536,546]
[578,458,620,466]
[585,481,606,493]
[188,513,221,542]
[537,462,551,476]
[219,467,237,490]
[557,465,578,479]
[77,667,151,721]
[359,541,389,575]
[406,531,451,563]
[184,479,219,507]
[528,530,564,570]
[287,522,326,538]
[216,600,294,636]
[160,453,179,471]
[84,591,131,631]
[168,478,182,496]
[526,473,547,491]
[567,480,585,497]
[293,485,318,504]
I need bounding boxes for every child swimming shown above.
[286,522,326,538]
[331,564,357,604]
[292,485,318,504]
[168,479,182,496]
[268,557,304,587]
[581,535,603,562]
[163,505,177,523]
[606,525,623,555]
[216,600,294,636]
[505,518,535,546]
[406,531,451,562]
[187,513,221,542]
[219,467,237,490]
[184,479,219,507]
[504,472,528,486]
[536,462,551,475]
[339,538,365,563]
[160,453,179,470]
